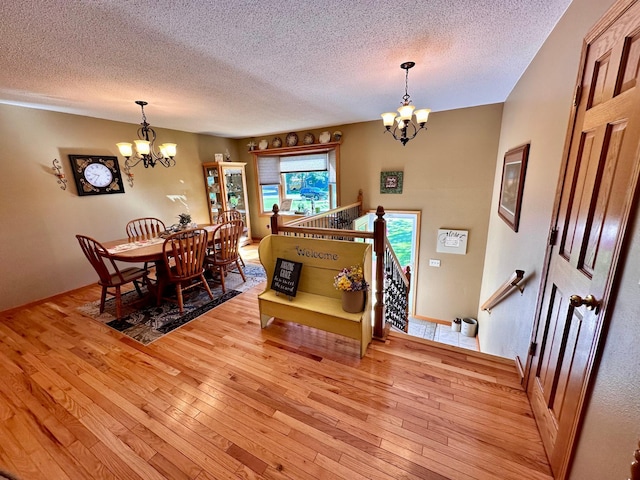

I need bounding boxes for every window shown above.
[254,145,339,214]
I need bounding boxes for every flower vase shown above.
[341,290,365,313]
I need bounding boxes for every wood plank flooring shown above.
[0,268,552,479]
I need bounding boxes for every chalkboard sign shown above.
[271,258,303,298]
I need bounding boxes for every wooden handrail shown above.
[270,190,363,234]
[284,192,363,227]
[481,269,525,312]
[276,226,374,240]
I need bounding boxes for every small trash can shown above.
[461,317,478,337]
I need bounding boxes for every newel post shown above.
[373,206,386,339]
[357,189,364,217]
[270,204,281,235]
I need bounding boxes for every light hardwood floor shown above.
[0,263,552,479]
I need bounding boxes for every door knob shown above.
[569,294,600,311]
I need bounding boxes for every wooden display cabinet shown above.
[202,162,252,246]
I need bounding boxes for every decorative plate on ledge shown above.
[286,132,298,147]
[258,139,269,150]
[303,132,315,145]
[272,137,282,148]
[319,131,331,144]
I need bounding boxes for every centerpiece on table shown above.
[178,213,192,230]
[333,265,369,313]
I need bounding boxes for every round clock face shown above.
[84,162,113,188]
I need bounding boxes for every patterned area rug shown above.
[77,264,266,345]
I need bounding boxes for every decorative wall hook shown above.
[52,158,68,190]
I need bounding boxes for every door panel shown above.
[527,2,640,478]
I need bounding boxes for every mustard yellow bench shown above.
[258,235,372,358]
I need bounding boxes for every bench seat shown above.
[258,235,372,357]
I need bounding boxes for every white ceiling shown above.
[1,0,571,139]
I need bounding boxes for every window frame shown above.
[252,142,341,215]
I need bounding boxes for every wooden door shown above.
[526,1,640,478]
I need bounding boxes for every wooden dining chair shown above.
[126,217,166,242]
[215,210,246,266]
[216,209,242,223]
[76,235,148,319]
[158,228,213,314]
[126,217,166,272]
[205,219,246,293]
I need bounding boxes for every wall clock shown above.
[69,155,125,196]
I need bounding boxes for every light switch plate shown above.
[429,259,441,267]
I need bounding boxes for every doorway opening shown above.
[354,210,420,315]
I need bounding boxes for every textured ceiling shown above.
[0,0,571,138]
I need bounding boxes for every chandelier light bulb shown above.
[397,104,415,121]
[134,139,151,155]
[160,143,177,158]
[415,109,431,124]
[381,112,397,127]
[116,142,133,158]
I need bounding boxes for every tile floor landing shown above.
[406,318,479,351]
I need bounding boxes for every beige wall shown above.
[478,0,617,359]
[478,0,640,478]
[237,103,503,323]
[0,104,238,311]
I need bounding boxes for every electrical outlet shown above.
[429,259,441,267]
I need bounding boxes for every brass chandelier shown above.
[381,62,431,146]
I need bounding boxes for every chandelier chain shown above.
[403,67,411,105]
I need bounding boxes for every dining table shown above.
[103,224,218,261]
[102,225,219,301]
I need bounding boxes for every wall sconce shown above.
[52,159,68,190]
[123,164,135,188]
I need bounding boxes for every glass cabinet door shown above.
[204,165,222,221]
[202,162,252,245]
[221,164,250,244]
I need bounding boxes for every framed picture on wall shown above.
[380,171,403,194]
[498,144,530,232]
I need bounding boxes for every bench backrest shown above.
[258,235,372,299]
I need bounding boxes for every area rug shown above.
[77,264,266,345]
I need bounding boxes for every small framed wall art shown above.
[380,171,403,194]
[436,229,468,255]
[498,144,530,232]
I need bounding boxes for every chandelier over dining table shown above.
[381,62,431,146]
[116,100,177,170]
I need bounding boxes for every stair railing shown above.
[384,237,411,333]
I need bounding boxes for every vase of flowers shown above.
[334,265,369,313]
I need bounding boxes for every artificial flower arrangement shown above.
[333,265,369,292]
[178,213,192,226]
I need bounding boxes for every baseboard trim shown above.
[411,313,450,325]
[515,355,525,383]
